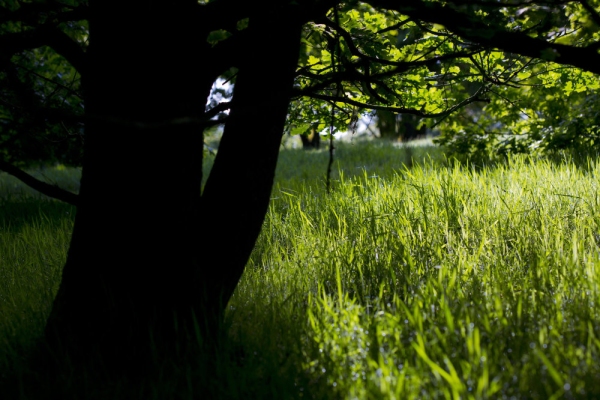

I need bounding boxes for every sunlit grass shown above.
[237,155,600,399]
[2,143,600,398]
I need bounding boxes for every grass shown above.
[2,141,600,398]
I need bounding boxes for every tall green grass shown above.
[237,150,600,399]
[0,168,76,366]
[2,142,600,398]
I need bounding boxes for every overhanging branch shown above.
[295,48,483,97]
[0,160,78,205]
[366,0,600,75]
[301,84,489,119]
[205,101,231,120]
[580,0,600,27]
[0,26,87,74]
[0,3,89,26]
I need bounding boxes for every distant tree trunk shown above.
[398,114,426,142]
[377,110,425,141]
[377,110,398,139]
[300,128,321,149]
[43,2,304,373]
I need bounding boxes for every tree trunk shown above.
[200,11,304,331]
[44,0,213,366]
[377,110,398,139]
[42,1,305,374]
[300,129,321,149]
[399,114,426,142]
[377,110,425,142]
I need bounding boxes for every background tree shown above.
[435,61,600,162]
[300,128,322,149]
[376,110,426,141]
[2,0,600,383]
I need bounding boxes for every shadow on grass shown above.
[0,200,74,233]
[0,319,332,400]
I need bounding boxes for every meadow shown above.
[1,140,600,399]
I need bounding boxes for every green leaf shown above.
[207,29,231,46]
[236,18,249,31]
[290,124,311,136]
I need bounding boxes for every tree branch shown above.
[0,160,78,205]
[0,2,88,25]
[320,16,472,68]
[0,26,87,74]
[205,101,231,119]
[366,0,600,75]
[444,0,572,7]
[301,84,489,119]
[294,47,481,98]
[579,0,600,27]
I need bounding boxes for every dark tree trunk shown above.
[300,129,321,149]
[200,11,304,330]
[44,1,215,367]
[377,110,398,139]
[42,1,305,374]
[377,110,425,142]
[399,114,426,142]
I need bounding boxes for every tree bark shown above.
[200,10,304,332]
[44,0,218,369]
[42,0,305,373]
